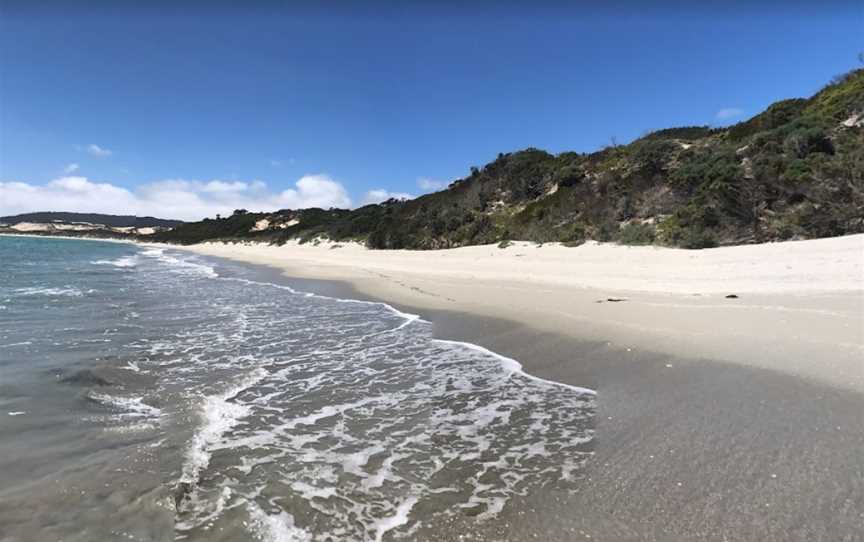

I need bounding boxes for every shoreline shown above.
[174,235,864,392]
[5,233,864,539]
[182,242,864,540]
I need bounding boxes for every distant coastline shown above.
[0,232,134,244]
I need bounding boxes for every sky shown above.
[1,1,862,220]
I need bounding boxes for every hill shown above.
[154,68,863,249]
[0,212,183,229]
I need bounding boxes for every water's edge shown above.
[159,242,600,396]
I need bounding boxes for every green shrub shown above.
[616,222,656,245]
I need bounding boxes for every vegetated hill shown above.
[0,212,183,228]
[154,68,864,249]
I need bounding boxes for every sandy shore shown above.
[178,235,864,391]
[173,235,864,540]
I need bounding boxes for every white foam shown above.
[289,480,337,501]
[85,391,162,419]
[139,248,218,278]
[179,368,267,489]
[371,496,417,542]
[0,341,32,349]
[140,247,164,257]
[222,276,426,330]
[433,339,597,396]
[92,255,138,268]
[247,502,312,542]
[14,286,83,297]
[217,274,591,403]
[7,411,26,416]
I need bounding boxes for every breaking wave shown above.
[92,255,138,268]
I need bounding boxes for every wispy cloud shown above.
[417,177,447,192]
[87,144,112,157]
[360,188,415,206]
[0,174,351,221]
[715,107,744,121]
[63,163,80,174]
[75,143,113,157]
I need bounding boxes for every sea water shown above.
[0,236,595,541]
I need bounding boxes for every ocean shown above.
[0,235,595,541]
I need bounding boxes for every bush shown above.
[641,126,715,141]
[616,222,656,245]
[629,140,678,174]
[656,206,719,248]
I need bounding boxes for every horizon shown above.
[1,1,862,221]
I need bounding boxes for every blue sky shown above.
[1,1,861,220]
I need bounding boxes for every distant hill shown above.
[0,212,183,228]
[147,68,862,248]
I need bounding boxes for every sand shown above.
[177,235,864,392]
[167,235,864,540]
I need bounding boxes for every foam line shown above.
[433,339,597,396]
[157,249,594,398]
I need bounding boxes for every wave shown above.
[92,255,138,268]
[433,339,597,396]
[139,248,218,278]
[217,275,594,395]
[175,368,268,515]
[84,391,162,419]
[14,286,85,297]
[140,247,164,257]
[0,341,32,349]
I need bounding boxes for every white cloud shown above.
[360,189,415,206]
[200,180,252,193]
[78,144,112,157]
[63,163,80,174]
[0,174,351,221]
[417,177,447,192]
[715,108,744,121]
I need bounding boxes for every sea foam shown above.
[92,255,138,268]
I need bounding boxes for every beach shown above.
[175,235,864,540]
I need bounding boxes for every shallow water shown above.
[0,236,595,541]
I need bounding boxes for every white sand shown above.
[175,235,864,391]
